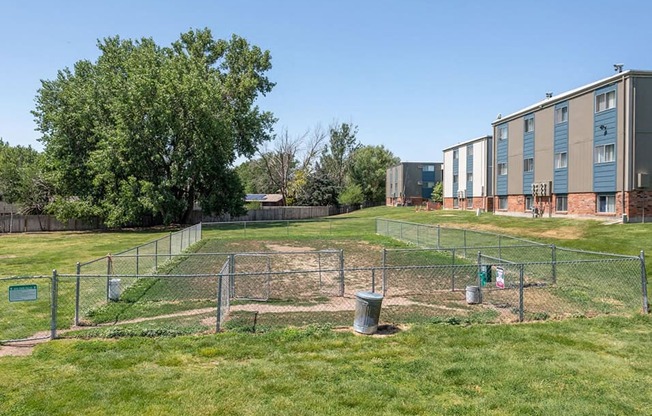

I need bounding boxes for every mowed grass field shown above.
[1,207,651,415]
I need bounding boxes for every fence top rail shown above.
[78,223,200,266]
[78,256,109,267]
[0,275,51,281]
[376,218,546,246]
[202,217,362,226]
[479,254,519,265]
[110,249,342,258]
[554,246,640,260]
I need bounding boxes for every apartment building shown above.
[492,70,652,221]
[386,162,443,206]
[442,135,493,211]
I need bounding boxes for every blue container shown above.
[353,291,384,334]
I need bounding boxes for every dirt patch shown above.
[461,223,584,241]
[266,244,315,252]
[0,332,50,357]
[0,254,17,259]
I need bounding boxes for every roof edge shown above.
[492,70,652,126]
[442,135,493,152]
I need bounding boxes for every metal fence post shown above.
[477,251,482,286]
[75,262,81,326]
[216,274,223,332]
[51,270,58,340]
[169,232,172,260]
[451,248,456,291]
[519,264,525,322]
[339,249,345,296]
[106,255,112,301]
[551,244,557,284]
[229,254,236,298]
[498,235,502,260]
[372,269,376,293]
[437,224,441,249]
[400,222,403,241]
[155,240,158,272]
[244,221,247,237]
[641,250,649,314]
[136,246,140,276]
[318,252,322,290]
[382,248,387,295]
[416,225,420,246]
[386,219,389,236]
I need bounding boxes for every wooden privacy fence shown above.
[200,205,358,222]
[0,214,101,233]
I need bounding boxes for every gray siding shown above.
[567,93,594,192]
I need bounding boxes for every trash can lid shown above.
[355,291,384,301]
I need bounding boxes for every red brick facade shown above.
[443,197,490,211]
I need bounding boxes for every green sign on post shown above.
[9,284,38,302]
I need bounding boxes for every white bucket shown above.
[108,278,121,301]
[466,285,482,304]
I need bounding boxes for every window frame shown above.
[595,143,615,164]
[597,194,616,213]
[595,90,616,113]
[467,145,474,157]
[452,174,458,184]
[453,149,459,160]
[524,117,534,133]
[498,163,507,176]
[498,196,508,210]
[525,196,533,211]
[467,172,474,182]
[466,196,473,209]
[498,126,508,141]
[556,195,568,212]
[554,152,568,169]
[555,106,568,124]
[453,197,459,208]
[523,158,534,173]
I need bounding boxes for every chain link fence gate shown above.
[0,275,55,344]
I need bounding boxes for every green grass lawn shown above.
[1,315,651,415]
[1,207,651,414]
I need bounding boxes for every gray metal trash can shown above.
[466,285,482,304]
[353,291,384,334]
[108,278,121,301]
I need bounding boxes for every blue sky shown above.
[2,0,652,162]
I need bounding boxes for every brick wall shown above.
[626,190,652,221]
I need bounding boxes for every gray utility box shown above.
[353,291,384,334]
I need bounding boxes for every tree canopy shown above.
[347,145,399,204]
[33,28,275,226]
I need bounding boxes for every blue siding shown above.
[523,114,534,194]
[466,148,473,197]
[554,101,569,194]
[593,86,617,192]
[422,171,435,182]
[496,124,508,195]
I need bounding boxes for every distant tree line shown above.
[0,28,399,227]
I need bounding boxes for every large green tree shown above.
[33,28,275,226]
[319,122,359,189]
[0,140,52,214]
[348,145,399,204]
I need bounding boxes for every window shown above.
[423,165,435,172]
[597,194,616,213]
[554,152,568,169]
[524,117,534,133]
[453,198,459,208]
[498,163,507,175]
[525,196,533,211]
[453,150,459,160]
[467,145,474,156]
[524,158,534,172]
[595,144,615,163]
[555,106,568,124]
[595,90,616,112]
[424,182,434,188]
[498,126,508,141]
[556,195,568,212]
[467,197,473,208]
[453,174,458,184]
[467,172,473,182]
[498,197,508,210]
